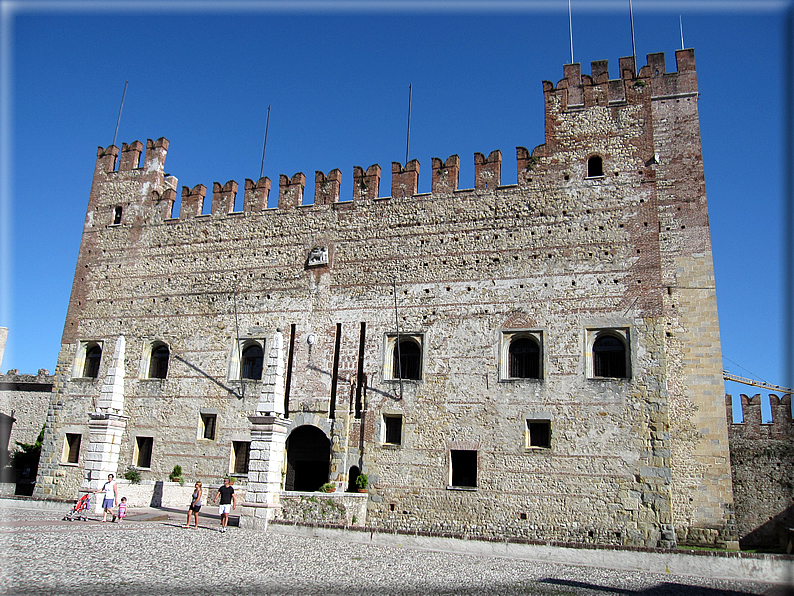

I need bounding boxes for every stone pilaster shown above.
[240,328,289,529]
[81,336,129,510]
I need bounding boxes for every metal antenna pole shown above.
[260,105,271,179]
[392,278,403,400]
[629,0,637,69]
[679,15,685,50]
[405,84,412,166]
[568,0,574,64]
[112,80,128,148]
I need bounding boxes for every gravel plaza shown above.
[1,499,790,596]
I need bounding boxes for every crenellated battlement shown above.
[542,49,697,112]
[89,50,698,226]
[725,393,794,439]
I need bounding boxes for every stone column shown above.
[80,336,129,511]
[240,328,290,530]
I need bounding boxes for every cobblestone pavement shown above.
[0,502,781,596]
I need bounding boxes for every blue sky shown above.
[1,1,791,422]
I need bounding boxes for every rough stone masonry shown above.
[34,48,738,549]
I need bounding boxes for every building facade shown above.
[34,49,738,549]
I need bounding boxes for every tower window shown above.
[113,206,123,225]
[383,414,403,445]
[587,155,604,178]
[386,334,423,381]
[241,344,264,380]
[508,337,541,379]
[231,441,250,475]
[83,344,102,378]
[148,343,170,379]
[587,329,630,379]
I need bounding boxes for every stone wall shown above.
[726,393,794,549]
[0,370,53,453]
[34,49,734,548]
[275,491,367,526]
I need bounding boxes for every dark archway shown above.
[285,425,331,492]
[347,465,361,493]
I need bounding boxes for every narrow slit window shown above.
[63,434,82,464]
[113,206,123,225]
[231,441,250,475]
[148,344,169,379]
[83,344,102,378]
[135,436,153,468]
[201,413,217,440]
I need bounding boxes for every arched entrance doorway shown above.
[285,425,330,492]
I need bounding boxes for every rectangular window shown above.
[384,415,402,445]
[450,449,477,488]
[231,441,250,475]
[135,436,153,468]
[527,420,551,448]
[63,434,81,464]
[200,413,217,440]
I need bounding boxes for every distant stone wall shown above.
[726,393,794,549]
[0,370,53,450]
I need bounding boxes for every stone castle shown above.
[33,48,742,549]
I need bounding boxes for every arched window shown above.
[241,344,264,380]
[587,155,603,178]
[148,343,169,379]
[509,337,540,379]
[593,335,627,378]
[83,344,102,378]
[393,338,421,380]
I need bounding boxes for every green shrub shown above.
[319,482,335,493]
[169,465,184,485]
[123,467,141,484]
[355,474,368,489]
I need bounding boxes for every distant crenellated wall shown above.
[726,393,794,548]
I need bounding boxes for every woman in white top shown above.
[94,474,118,522]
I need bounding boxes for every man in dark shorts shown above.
[213,478,235,533]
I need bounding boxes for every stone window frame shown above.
[139,340,170,380]
[383,333,424,382]
[134,436,154,469]
[230,440,251,476]
[523,413,553,451]
[380,412,404,448]
[198,410,217,441]
[585,327,631,380]
[228,338,266,381]
[498,330,543,382]
[71,340,104,380]
[61,433,82,465]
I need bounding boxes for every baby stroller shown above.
[63,493,91,521]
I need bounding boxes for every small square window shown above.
[450,449,477,488]
[526,420,551,449]
[383,415,403,446]
[231,441,250,475]
[63,434,81,464]
[135,436,153,469]
[200,414,217,440]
